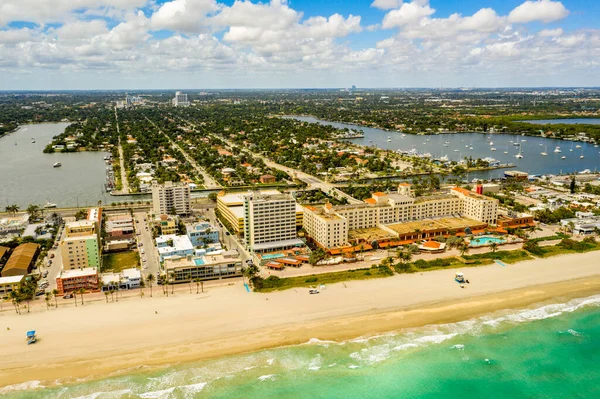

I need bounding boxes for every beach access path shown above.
[1,251,599,388]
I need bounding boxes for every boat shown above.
[576,144,582,149]
[387,138,392,142]
[31,139,36,143]
[554,146,561,153]
[490,147,496,151]
[541,145,547,156]
[440,155,449,162]
[43,201,57,209]
[561,156,566,159]
[53,162,61,168]
[469,146,473,150]
[504,151,508,154]
[580,149,584,159]
[489,141,494,146]
[453,149,460,152]
[570,143,574,152]
[27,330,36,345]
[443,143,449,147]
[515,145,523,159]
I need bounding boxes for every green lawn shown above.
[253,265,394,293]
[102,251,140,272]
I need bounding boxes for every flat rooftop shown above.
[414,193,458,204]
[0,275,25,284]
[385,216,485,235]
[348,227,394,241]
[59,268,98,279]
[217,190,281,206]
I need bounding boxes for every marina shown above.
[288,116,600,178]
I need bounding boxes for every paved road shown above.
[114,107,129,194]
[134,211,159,279]
[144,116,222,189]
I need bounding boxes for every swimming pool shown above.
[193,258,205,266]
[261,253,285,260]
[469,236,506,247]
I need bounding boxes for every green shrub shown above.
[305,277,318,283]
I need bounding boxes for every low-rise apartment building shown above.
[154,214,179,235]
[186,222,219,247]
[163,251,242,282]
[56,268,99,294]
[0,275,24,297]
[1,243,40,277]
[156,234,194,261]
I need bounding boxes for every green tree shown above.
[26,204,41,221]
[44,292,51,310]
[79,288,85,305]
[74,209,88,220]
[570,177,577,194]
[52,289,59,308]
[490,242,499,253]
[146,274,155,297]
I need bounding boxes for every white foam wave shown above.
[138,382,207,398]
[0,380,44,394]
[348,365,359,369]
[258,374,276,382]
[392,343,418,351]
[567,329,581,337]
[451,344,465,350]
[72,389,132,399]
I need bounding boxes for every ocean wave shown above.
[138,382,207,398]
[71,389,132,399]
[258,374,276,382]
[0,380,45,394]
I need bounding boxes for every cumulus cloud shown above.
[150,0,219,33]
[0,0,147,27]
[0,0,597,88]
[382,1,435,28]
[508,0,569,24]
[371,0,402,10]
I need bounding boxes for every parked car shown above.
[50,253,55,259]
[63,293,73,299]
[309,289,320,295]
[42,271,48,278]
[36,291,45,296]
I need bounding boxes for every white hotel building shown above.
[243,192,304,253]
[303,184,498,249]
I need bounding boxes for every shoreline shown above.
[1,252,600,389]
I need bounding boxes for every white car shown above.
[309,289,320,295]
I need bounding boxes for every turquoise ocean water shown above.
[3,294,600,399]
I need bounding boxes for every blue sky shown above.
[0,0,598,89]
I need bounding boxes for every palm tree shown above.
[5,204,19,215]
[458,243,469,257]
[104,291,109,303]
[193,278,200,294]
[139,279,145,298]
[146,274,155,297]
[9,291,21,314]
[490,242,499,253]
[44,292,51,310]
[201,281,204,293]
[78,288,85,305]
[73,291,77,307]
[52,289,59,308]
[186,273,192,293]
[26,204,41,221]
[169,272,176,294]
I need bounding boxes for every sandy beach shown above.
[1,252,600,388]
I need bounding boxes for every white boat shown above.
[576,144,582,149]
[570,143,574,152]
[554,146,561,153]
[491,147,496,151]
[31,139,36,143]
[53,162,61,168]
[580,149,584,159]
[453,149,460,152]
[440,155,449,162]
[504,151,508,154]
[43,201,57,209]
[443,143,449,147]
[541,145,547,156]
[515,146,523,159]
[489,141,494,146]
[469,146,473,150]
[387,139,392,142]
[561,156,566,159]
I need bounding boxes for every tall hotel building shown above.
[243,192,303,253]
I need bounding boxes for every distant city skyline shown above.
[0,0,598,90]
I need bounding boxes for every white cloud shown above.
[508,0,569,24]
[382,1,435,28]
[150,0,219,33]
[0,0,147,27]
[371,0,402,10]
[54,20,109,41]
[538,28,563,37]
